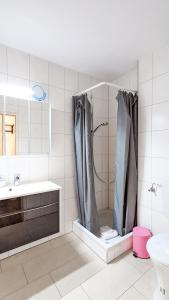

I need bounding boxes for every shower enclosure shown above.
[73,82,137,262]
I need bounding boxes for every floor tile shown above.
[1,242,51,272]
[124,251,153,274]
[61,286,90,300]
[82,258,142,300]
[23,244,75,282]
[50,232,78,249]
[69,239,94,256]
[50,255,105,296]
[118,287,146,299]
[3,275,61,300]
[0,265,27,299]
[134,268,157,299]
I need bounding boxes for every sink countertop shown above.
[0,181,61,201]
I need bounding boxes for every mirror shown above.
[0,93,50,156]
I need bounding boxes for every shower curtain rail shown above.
[75,81,137,96]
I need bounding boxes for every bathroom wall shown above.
[138,45,169,234]
[0,43,109,233]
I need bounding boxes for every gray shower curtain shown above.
[113,91,138,236]
[73,94,100,235]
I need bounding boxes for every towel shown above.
[100,226,118,240]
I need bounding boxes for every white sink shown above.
[0,181,61,201]
[0,180,7,188]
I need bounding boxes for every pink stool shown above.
[133,226,152,259]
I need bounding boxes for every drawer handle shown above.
[0,202,59,218]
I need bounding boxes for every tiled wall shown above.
[0,42,141,235]
[0,43,111,234]
[138,45,169,234]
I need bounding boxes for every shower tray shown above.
[73,216,132,263]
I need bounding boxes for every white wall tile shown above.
[138,181,151,209]
[138,132,151,157]
[153,72,169,104]
[64,177,76,200]
[153,45,169,77]
[78,73,93,90]
[49,86,64,111]
[51,134,64,156]
[7,48,29,79]
[139,53,152,83]
[138,106,151,132]
[27,156,48,181]
[115,74,130,90]
[139,48,169,234]
[152,158,169,184]
[152,131,169,158]
[138,157,151,182]
[152,184,169,218]
[93,98,108,118]
[0,157,8,180]
[64,112,73,134]
[51,110,64,133]
[8,75,29,93]
[30,56,48,84]
[92,85,108,101]
[49,156,64,179]
[137,205,151,230]
[0,44,7,73]
[49,63,64,88]
[64,135,73,156]
[129,68,138,90]
[0,73,7,93]
[151,211,169,234]
[139,80,152,107]
[152,101,169,130]
[65,69,78,91]
[65,90,73,113]
[7,156,29,184]
[64,155,74,178]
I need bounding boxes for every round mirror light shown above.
[32,85,47,102]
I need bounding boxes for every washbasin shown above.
[0,181,61,201]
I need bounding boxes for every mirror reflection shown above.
[0,94,50,156]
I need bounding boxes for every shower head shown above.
[93,122,109,134]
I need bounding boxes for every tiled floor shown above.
[0,233,156,299]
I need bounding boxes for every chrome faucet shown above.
[14,174,20,186]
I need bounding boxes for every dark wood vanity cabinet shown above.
[0,190,60,253]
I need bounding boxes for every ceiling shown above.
[0,0,169,80]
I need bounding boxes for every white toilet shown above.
[147,233,169,300]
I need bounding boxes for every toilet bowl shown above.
[147,233,169,300]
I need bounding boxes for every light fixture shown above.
[0,83,33,100]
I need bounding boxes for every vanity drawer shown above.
[0,202,59,228]
[24,190,59,209]
[0,190,59,215]
[0,197,25,214]
[0,188,60,254]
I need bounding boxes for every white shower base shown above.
[73,211,133,263]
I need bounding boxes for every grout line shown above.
[21,264,29,284]
[48,272,62,298]
[132,286,147,299]
[81,285,91,299]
